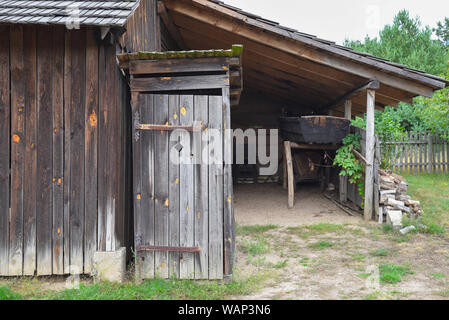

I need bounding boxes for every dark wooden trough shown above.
[279,116,351,145]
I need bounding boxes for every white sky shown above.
[223,0,449,44]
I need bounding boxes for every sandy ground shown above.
[233,183,449,300]
[234,183,360,226]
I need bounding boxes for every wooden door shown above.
[133,92,231,280]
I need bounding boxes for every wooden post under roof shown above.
[339,99,352,203]
[364,90,376,220]
[344,99,352,120]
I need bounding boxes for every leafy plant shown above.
[333,133,365,202]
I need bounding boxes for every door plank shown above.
[179,95,195,279]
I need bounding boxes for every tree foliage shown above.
[345,10,449,138]
[345,10,448,76]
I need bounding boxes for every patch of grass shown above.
[272,260,288,269]
[351,253,366,262]
[379,264,413,284]
[286,223,353,239]
[0,286,22,300]
[370,248,391,257]
[236,224,279,237]
[308,241,334,250]
[402,173,449,234]
[41,272,273,300]
[430,272,445,279]
[357,273,371,278]
[299,257,309,266]
[239,237,270,256]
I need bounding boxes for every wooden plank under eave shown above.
[179,94,195,279]
[36,25,54,275]
[0,25,10,276]
[128,58,229,75]
[51,27,65,275]
[83,28,99,274]
[154,94,169,278]
[222,87,234,277]
[69,28,86,273]
[168,95,181,279]
[194,95,209,280]
[9,25,26,276]
[22,25,38,276]
[208,95,224,280]
[130,74,230,92]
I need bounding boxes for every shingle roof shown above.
[208,0,448,88]
[0,0,141,26]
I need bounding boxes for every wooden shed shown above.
[0,0,447,280]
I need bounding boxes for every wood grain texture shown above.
[364,90,376,221]
[131,74,229,92]
[179,95,195,279]
[194,95,209,279]
[0,25,10,276]
[154,94,169,278]
[222,88,234,277]
[208,95,224,280]
[84,28,99,274]
[10,25,26,276]
[36,25,54,275]
[69,28,86,272]
[63,30,72,274]
[139,94,156,279]
[168,95,181,278]
[51,26,65,275]
[20,25,37,276]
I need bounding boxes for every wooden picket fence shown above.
[380,131,449,174]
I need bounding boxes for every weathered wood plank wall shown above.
[0,25,131,276]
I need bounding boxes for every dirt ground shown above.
[233,182,449,300]
[235,183,360,226]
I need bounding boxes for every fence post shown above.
[428,134,433,174]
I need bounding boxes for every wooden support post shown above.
[364,90,376,221]
[427,134,433,174]
[282,148,287,190]
[284,141,294,209]
[344,99,352,120]
[339,99,352,203]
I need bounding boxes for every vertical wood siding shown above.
[0,25,131,276]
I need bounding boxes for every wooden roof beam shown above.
[157,1,188,49]
[321,79,380,113]
[165,0,440,98]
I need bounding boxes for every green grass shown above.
[379,264,413,284]
[236,224,279,236]
[308,241,334,250]
[402,173,449,234]
[239,237,270,256]
[272,260,288,269]
[0,272,274,300]
[430,272,445,279]
[287,223,350,239]
[370,248,391,257]
[0,286,22,300]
